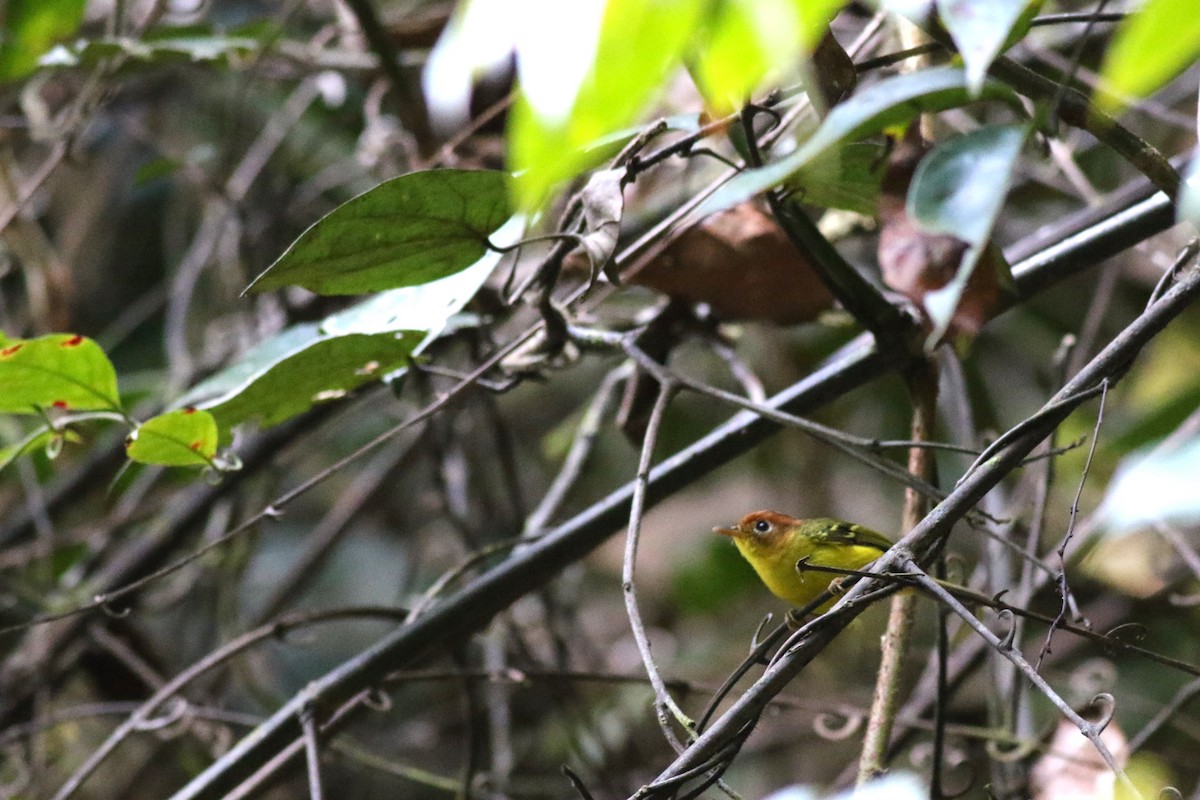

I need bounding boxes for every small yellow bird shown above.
[715,510,892,611]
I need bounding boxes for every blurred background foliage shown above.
[1,0,1200,798]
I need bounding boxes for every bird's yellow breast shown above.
[732,533,886,610]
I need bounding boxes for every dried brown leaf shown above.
[630,201,834,324]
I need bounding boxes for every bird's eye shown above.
[753,519,772,533]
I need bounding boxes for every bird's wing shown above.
[814,519,893,553]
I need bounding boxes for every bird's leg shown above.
[785,608,813,629]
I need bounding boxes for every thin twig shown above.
[339,0,434,154]
[619,336,954,512]
[523,365,629,538]
[1127,675,1200,754]
[622,381,693,747]
[901,558,1139,798]
[1037,379,1108,669]
[51,607,407,800]
[637,261,1200,798]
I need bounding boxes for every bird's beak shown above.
[713,525,739,537]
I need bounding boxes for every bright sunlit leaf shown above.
[0,0,86,80]
[509,0,703,208]
[692,0,805,113]
[1098,0,1200,110]
[125,408,219,467]
[0,333,121,414]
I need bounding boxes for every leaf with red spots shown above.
[0,332,121,414]
[125,408,219,467]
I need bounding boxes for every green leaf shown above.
[692,0,784,113]
[1098,0,1200,110]
[937,0,1032,95]
[785,142,885,215]
[134,156,185,186]
[181,327,423,431]
[125,408,219,467]
[246,169,512,295]
[692,0,845,113]
[0,0,86,80]
[0,426,76,472]
[697,67,1019,217]
[509,0,703,208]
[39,33,258,70]
[0,333,121,414]
[182,219,519,436]
[907,124,1027,343]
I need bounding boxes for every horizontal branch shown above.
[168,180,1181,800]
[641,257,1200,797]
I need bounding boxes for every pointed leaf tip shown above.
[247,169,512,296]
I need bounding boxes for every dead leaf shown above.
[578,169,625,284]
[629,201,834,324]
[877,133,1012,348]
[811,28,857,110]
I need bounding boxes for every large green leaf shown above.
[246,169,512,295]
[907,124,1027,343]
[0,333,121,414]
[1098,0,1200,110]
[696,67,1019,217]
[180,327,423,431]
[691,0,845,113]
[509,0,703,208]
[0,0,86,80]
[180,219,519,434]
[937,0,1033,95]
[785,142,884,216]
[125,408,219,467]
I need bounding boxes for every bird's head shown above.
[714,510,802,553]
